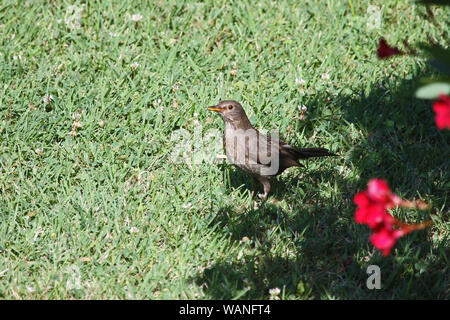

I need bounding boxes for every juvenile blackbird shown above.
[208,100,336,200]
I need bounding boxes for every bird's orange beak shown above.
[207,106,222,112]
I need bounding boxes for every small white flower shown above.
[72,111,82,121]
[26,286,36,293]
[130,62,140,70]
[109,32,119,37]
[57,19,63,24]
[43,94,53,104]
[193,112,199,117]
[295,78,306,85]
[269,287,281,296]
[35,148,43,155]
[129,226,139,233]
[182,203,193,209]
[298,105,307,112]
[269,287,281,299]
[321,72,330,80]
[131,13,143,22]
[153,98,162,107]
[13,55,22,61]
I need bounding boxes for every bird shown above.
[207,100,336,200]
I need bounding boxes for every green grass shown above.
[0,0,449,299]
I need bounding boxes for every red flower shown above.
[433,94,450,130]
[354,179,400,209]
[353,178,431,256]
[370,226,404,256]
[355,203,391,229]
[377,38,404,59]
[354,189,394,229]
[353,191,370,208]
[367,178,391,202]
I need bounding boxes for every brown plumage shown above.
[208,100,336,200]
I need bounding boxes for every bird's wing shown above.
[255,132,304,170]
[255,132,292,160]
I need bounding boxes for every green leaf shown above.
[420,45,450,71]
[415,81,450,99]
[430,59,450,76]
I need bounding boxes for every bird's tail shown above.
[293,147,337,159]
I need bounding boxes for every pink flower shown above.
[354,191,393,229]
[370,226,404,256]
[353,179,431,256]
[377,38,404,59]
[353,179,400,228]
[367,179,391,202]
[367,179,402,207]
[353,191,370,207]
[355,204,386,229]
[433,94,450,130]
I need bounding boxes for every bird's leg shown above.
[251,177,263,209]
[261,179,271,201]
[255,176,271,201]
[250,177,259,199]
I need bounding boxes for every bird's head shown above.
[207,100,250,126]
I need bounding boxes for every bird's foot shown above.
[257,192,270,201]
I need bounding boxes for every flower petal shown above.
[370,228,397,256]
[367,178,391,202]
[433,95,450,130]
[353,191,370,207]
[377,38,404,59]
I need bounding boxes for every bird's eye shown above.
[228,105,234,110]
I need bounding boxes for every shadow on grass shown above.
[193,67,449,299]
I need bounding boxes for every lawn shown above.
[0,0,448,299]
